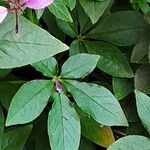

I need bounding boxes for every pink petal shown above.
[0,6,8,23]
[23,0,53,9]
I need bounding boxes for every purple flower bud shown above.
[55,81,62,93]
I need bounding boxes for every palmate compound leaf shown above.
[64,80,128,126]
[135,90,150,134]
[107,135,150,150]
[0,13,68,69]
[6,80,53,126]
[60,53,100,79]
[48,92,81,150]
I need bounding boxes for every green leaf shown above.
[0,107,4,149]
[6,80,53,126]
[107,135,150,150]
[76,106,115,148]
[64,80,128,126]
[0,69,11,79]
[48,1,73,22]
[87,11,150,46]
[42,9,66,41]
[35,9,45,19]
[113,77,134,100]
[79,138,96,150]
[135,64,150,94]
[84,41,134,78]
[79,0,112,24]
[60,53,100,78]
[2,125,32,150]
[0,14,68,69]
[135,90,150,134]
[64,0,76,10]
[32,57,58,78]
[0,82,21,110]
[27,113,50,150]
[48,92,81,150]
[149,45,150,62]
[131,39,150,63]
[76,3,92,34]
[69,40,87,56]
[56,19,78,38]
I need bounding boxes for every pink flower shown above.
[0,0,53,33]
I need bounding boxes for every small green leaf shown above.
[69,40,87,56]
[84,41,134,78]
[0,14,68,69]
[32,57,58,78]
[79,0,112,24]
[107,135,150,150]
[0,82,21,110]
[87,11,150,46]
[6,80,53,126]
[48,92,81,150]
[131,39,150,63]
[48,1,73,22]
[35,9,45,19]
[60,53,100,78]
[113,77,134,100]
[135,90,150,134]
[135,64,150,94]
[64,0,76,10]
[56,19,78,38]
[2,125,32,150]
[64,80,128,126]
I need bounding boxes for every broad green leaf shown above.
[0,107,4,149]
[135,90,150,134]
[87,11,150,46]
[131,39,150,63]
[79,0,112,24]
[69,40,87,56]
[60,53,100,78]
[48,1,73,22]
[113,77,134,100]
[107,135,150,150]
[84,41,134,78]
[32,57,58,78]
[64,80,128,126]
[0,82,21,110]
[6,80,53,126]
[135,64,150,94]
[48,92,81,150]
[0,14,68,69]
[76,106,115,148]
[2,125,32,150]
